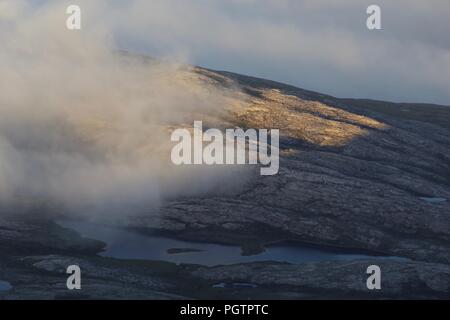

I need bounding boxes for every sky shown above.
[4,0,450,105]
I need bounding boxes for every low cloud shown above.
[0,1,249,216]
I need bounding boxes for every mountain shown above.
[1,60,449,299]
[129,64,450,264]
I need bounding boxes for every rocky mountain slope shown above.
[1,60,449,299]
[119,65,450,264]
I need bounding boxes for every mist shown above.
[0,1,250,217]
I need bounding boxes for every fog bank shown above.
[0,1,249,216]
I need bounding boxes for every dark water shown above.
[420,197,447,204]
[0,281,12,291]
[59,220,407,267]
[213,282,258,289]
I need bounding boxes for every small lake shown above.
[420,197,447,204]
[0,281,12,292]
[59,220,407,267]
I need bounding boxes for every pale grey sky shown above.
[7,0,450,105]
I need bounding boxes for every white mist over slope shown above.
[0,1,248,215]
